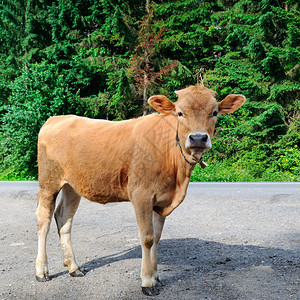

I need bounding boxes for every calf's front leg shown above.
[132,195,159,296]
[151,211,165,284]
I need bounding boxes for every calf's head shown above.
[148,85,245,162]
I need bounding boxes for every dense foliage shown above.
[0,0,299,181]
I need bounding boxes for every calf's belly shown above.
[64,167,130,204]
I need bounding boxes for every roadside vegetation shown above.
[0,0,299,181]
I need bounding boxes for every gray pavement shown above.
[0,182,299,299]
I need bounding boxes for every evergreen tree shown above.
[130,1,177,113]
[0,0,299,180]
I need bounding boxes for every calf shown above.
[35,85,245,295]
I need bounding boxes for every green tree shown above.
[130,1,177,113]
[0,0,299,181]
[0,63,86,179]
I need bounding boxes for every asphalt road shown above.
[0,181,299,299]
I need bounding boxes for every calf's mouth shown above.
[189,147,207,155]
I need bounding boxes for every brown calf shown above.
[35,85,245,295]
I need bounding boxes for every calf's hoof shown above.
[156,277,163,287]
[70,268,85,277]
[142,286,160,296]
[36,274,50,282]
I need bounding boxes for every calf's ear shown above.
[148,95,176,114]
[218,94,246,114]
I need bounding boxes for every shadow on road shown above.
[49,238,300,289]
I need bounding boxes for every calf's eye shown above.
[212,111,218,117]
[178,112,183,117]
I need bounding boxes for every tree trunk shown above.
[143,0,150,115]
[143,72,148,115]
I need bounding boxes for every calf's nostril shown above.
[202,134,208,143]
[189,135,195,142]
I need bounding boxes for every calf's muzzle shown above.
[186,133,212,150]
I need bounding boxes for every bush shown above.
[0,62,86,179]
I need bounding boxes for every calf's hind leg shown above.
[35,188,59,282]
[54,184,83,277]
